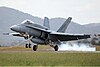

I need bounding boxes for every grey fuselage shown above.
[10,20,49,44]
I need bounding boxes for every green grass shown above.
[0,52,100,66]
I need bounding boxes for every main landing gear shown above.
[50,45,59,51]
[32,45,38,51]
[54,45,58,51]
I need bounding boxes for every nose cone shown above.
[10,25,19,32]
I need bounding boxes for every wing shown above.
[49,32,90,41]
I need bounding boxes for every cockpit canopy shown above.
[20,19,48,30]
[21,19,34,24]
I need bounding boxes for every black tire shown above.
[54,45,58,51]
[29,43,31,48]
[25,44,28,48]
[33,45,38,51]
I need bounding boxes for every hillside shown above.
[84,23,100,33]
[0,7,43,33]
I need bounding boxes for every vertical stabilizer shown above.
[57,17,72,33]
[43,17,50,29]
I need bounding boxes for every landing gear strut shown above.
[25,34,32,48]
[54,45,58,51]
[33,45,38,51]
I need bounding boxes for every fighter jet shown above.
[9,17,90,51]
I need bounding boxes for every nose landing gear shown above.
[25,43,31,48]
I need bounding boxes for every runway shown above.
[0,49,100,53]
[0,46,100,53]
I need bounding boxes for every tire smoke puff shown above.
[58,42,96,51]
